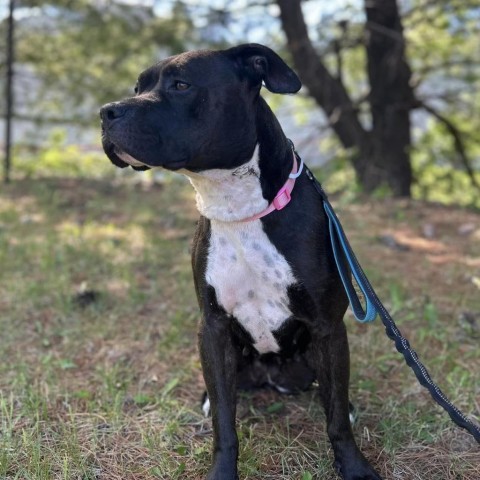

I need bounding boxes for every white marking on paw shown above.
[349,411,357,426]
[202,396,210,417]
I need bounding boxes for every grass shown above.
[0,174,479,479]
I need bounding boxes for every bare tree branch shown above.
[365,20,405,43]
[415,59,479,76]
[402,0,480,19]
[13,112,93,127]
[276,0,367,150]
[277,0,415,196]
[420,100,480,192]
[402,0,449,18]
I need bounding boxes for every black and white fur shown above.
[183,148,297,355]
[100,43,382,480]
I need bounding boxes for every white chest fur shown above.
[182,146,268,222]
[183,147,296,354]
[206,219,296,354]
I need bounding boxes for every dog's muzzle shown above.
[100,102,151,170]
[100,102,127,125]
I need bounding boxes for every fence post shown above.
[3,0,15,184]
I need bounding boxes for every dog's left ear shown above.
[225,43,301,94]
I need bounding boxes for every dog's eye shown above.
[174,81,190,91]
[134,84,139,94]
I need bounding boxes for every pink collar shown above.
[241,150,304,222]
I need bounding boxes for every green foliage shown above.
[14,129,110,178]
[11,1,196,121]
[298,0,480,202]
[317,118,480,208]
[2,0,479,208]
[314,145,361,204]
[412,118,480,209]
[403,1,480,207]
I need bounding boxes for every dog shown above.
[100,43,382,480]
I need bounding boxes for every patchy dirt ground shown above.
[0,177,478,479]
[339,197,480,333]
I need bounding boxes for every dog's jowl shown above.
[100,43,382,480]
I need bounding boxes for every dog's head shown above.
[100,44,301,172]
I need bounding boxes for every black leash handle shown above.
[303,164,480,444]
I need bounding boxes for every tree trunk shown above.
[364,0,414,196]
[276,0,414,197]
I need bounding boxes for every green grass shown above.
[0,175,479,479]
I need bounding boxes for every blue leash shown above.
[299,159,480,444]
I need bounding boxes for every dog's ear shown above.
[225,43,301,94]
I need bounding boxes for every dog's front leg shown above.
[308,320,382,480]
[199,313,239,480]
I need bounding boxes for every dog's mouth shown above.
[102,134,189,172]
[114,148,147,168]
[114,147,188,171]
[101,134,151,171]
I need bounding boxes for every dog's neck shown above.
[183,98,292,223]
[182,145,269,222]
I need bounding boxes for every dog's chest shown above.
[206,220,296,354]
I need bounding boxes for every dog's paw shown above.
[339,471,382,480]
[206,469,238,480]
[206,475,238,480]
[334,456,383,480]
[205,456,239,480]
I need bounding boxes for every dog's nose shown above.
[100,102,127,123]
